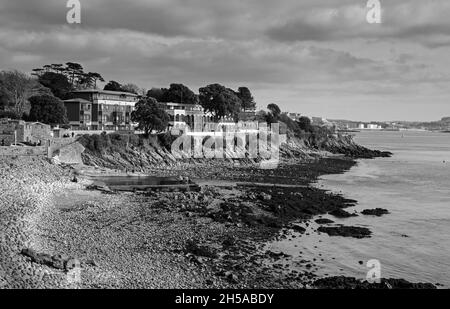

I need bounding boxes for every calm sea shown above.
[267,131,450,287]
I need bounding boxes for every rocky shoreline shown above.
[0,157,74,288]
[0,151,437,289]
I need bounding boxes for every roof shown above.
[27,121,50,126]
[161,102,203,109]
[64,98,92,104]
[0,118,25,124]
[71,89,139,97]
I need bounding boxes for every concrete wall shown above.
[55,142,85,164]
[0,146,48,157]
[47,138,77,157]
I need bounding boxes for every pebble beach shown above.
[0,155,437,289]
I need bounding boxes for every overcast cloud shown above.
[1,0,449,121]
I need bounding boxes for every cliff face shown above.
[319,134,392,158]
[77,131,390,170]
[79,134,178,170]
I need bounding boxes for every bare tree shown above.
[0,70,51,116]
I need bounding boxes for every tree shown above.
[255,110,268,122]
[147,87,166,101]
[297,116,313,133]
[267,103,281,122]
[28,95,68,125]
[65,62,84,88]
[121,83,140,95]
[86,72,104,89]
[279,113,301,136]
[0,110,20,119]
[199,84,242,121]
[33,62,102,90]
[0,70,51,117]
[162,83,198,104]
[77,72,105,89]
[104,80,123,92]
[38,72,72,99]
[131,97,169,136]
[50,64,65,74]
[237,87,256,111]
[104,81,144,94]
[31,68,45,78]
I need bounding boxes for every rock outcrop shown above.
[77,131,390,171]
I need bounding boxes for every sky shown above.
[1,0,450,121]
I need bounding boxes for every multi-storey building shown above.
[64,89,245,133]
[64,90,139,131]
[161,102,206,131]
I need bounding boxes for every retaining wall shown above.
[0,146,48,157]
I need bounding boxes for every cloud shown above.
[1,0,450,120]
[265,1,450,48]
[0,0,283,39]
[0,26,422,87]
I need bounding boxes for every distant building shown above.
[64,90,140,131]
[286,112,302,121]
[63,89,262,133]
[358,123,382,130]
[160,102,205,131]
[0,118,52,146]
[238,109,257,122]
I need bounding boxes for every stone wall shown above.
[0,134,15,146]
[0,146,48,157]
[0,119,21,146]
[0,119,51,146]
[28,123,52,144]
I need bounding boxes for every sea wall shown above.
[53,142,85,165]
[0,146,48,157]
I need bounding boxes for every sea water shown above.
[266,131,450,287]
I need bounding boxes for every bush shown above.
[0,110,20,119]
[279,114,301,136]
[158,132,177,150]
[78,134,109,153]
[297,116,314,133]
[28,94,68,125]
[78,133,157,154]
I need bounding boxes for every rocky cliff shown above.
[77,131,390,170]
[319,134,392,158]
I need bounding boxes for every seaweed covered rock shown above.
[361,208,390,216]
[317,226,372,238]
[313,276,436,289]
